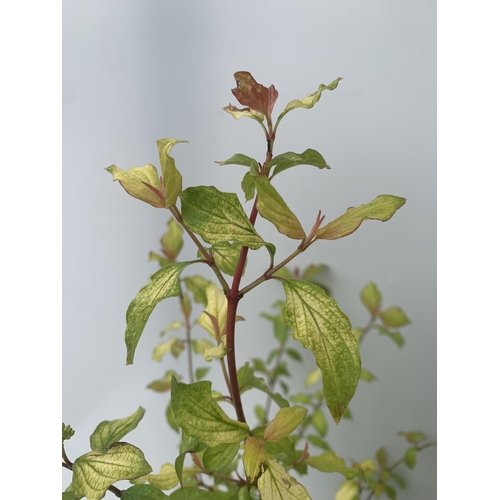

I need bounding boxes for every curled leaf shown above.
[232,71,278,118]
[106,164,166,208]
[316,195,406,241]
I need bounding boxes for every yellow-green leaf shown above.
[254,177,306,240]
[198,283,227,339]
[153,338,179,362]
[311,409,328,437]
[335,480,358,500]
[125,262,191,365]
[203,442,240,472]
[156,138,186,208]
[264,406,307,442]
[360,282,382,314]
[257,460,311,500]
[204,342,228,362]
[180,186,269,249]
[183,275,214,306]
[90,407,145,452]
[316,195,406,240]
[243,437,267,484]
[306,452,365,480]
[282,280,361,423]
[148,463,180,491]
[379,307,411,328]
[106,164,165,208]
[72,443,152,500]
[305,368,321,387]
[241,171,257,202]
[160,218,184,262]
[276,77,343,129]
[223,104,265,123]
[170,379,250,446]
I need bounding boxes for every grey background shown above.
[63,1,436,498]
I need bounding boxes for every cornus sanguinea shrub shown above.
[62,72,435,500]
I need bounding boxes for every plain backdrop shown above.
[62,1,436,498]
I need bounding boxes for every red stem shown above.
[225,198,259,423]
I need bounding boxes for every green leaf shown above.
[254,176,306,240]
[397,431,426,444]
[238,363,290,408]
[195,367,211,381]
[306,434,330,451]
[285,348,302,362]
[306,452,365,480]
[216,154,259,173]
[72,443,152,500]
[63,485,78,500]
[106,164,166,208]
[171,379,250,446]
[255,405,266,424]
[148,463,180,490]
[166,402,180,433]
[170,488,215,500]
[360,369,376,382]
[161,320,184,337]
[266,149,330,179]
[379,307,411,328]
[282,280,361,423]
[276,77,343,127]
[264,406,307,442]
[385,485,397,500]
[90,407,146,452]
[301,264,328,282]
[180,186,269,249]
[161,218,184,262]
[157,138,186,208]
[243,436,267,485]
[207,241,245,277]
[149,251,170,268]
[257,460,311,500]
[360,283,382,315]
[334,480,358,500]
[175,433,206,485]
[203,442,240,472]
[125,262,191,364]
[192,338,217,354]
[153,338,180,362]
[375,325,405,348]
[63,423,75,442]
[241,171,256,202]
[148,370,179,392]
[122,484,168,500]
[316,195,406,241]
[390,472,406,489]
[376,447,387,466]
[403,447,417,469]
[261,303,289,344]
[311,409,328,437]
[262,437,296,462]
[184,275,213,306]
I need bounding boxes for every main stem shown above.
[225,199,259,423]
[225,139,274,424]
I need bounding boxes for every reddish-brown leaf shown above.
[231,71,278,118]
